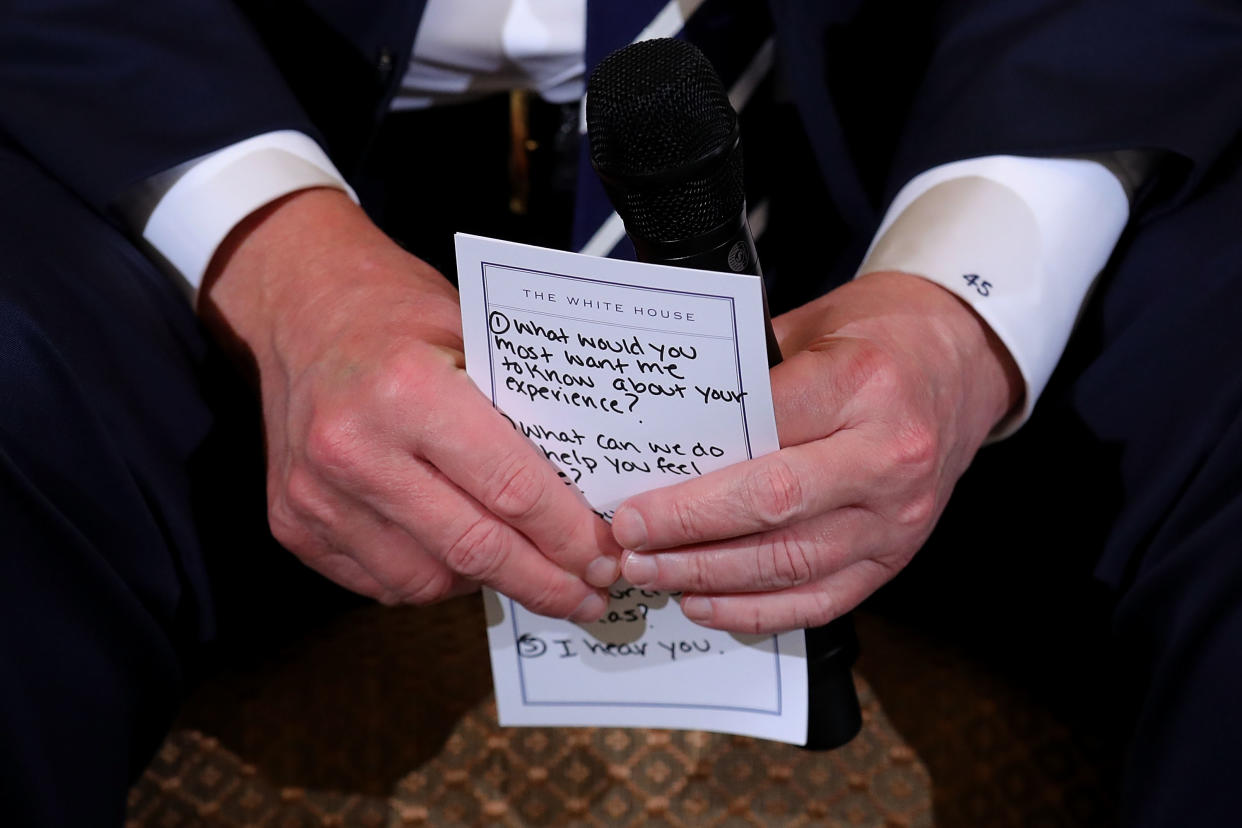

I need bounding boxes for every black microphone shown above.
[585,37,781,367]
[586,37,862,750]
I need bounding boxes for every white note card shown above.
[456,234,807,745]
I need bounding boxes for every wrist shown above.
[198,188,460,380]
[856,270,1022,439]
[780,270,1022,442]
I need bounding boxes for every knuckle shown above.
[842,342,901,398]
[865,555,903,582]
[268,509,307,553]
[742,612,766,636]
[887,422,938,479]
[755,533,817,590]
[266,489,323,558]
[484,453,547,522]
[670,497,707,542]
[376,352,434,409]
[895,491,938,530]
[745,459,806,529]
[794,591,837,629]
[267,488,298,538]
[395,568,457,605]
[282,466,331,523]
[520,577,577,618]
[442,516,507,580]
[304,409,365,477]
[686,549,715,590]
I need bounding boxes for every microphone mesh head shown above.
[587,38,745,244]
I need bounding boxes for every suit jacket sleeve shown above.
[0,0,316,216]
[770,0,1242,226]
[887,0,1242,206]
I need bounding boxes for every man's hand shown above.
[200,188,619,621]
[611,271,1022,633]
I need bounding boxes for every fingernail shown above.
[681,596,713,622]
[585,556,620,587]
[612,507,648,550]
[570,592,607,623]
[622,551,657,587]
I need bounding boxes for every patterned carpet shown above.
[126,597,1116,826]
[127,599,930,827]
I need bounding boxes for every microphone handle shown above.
[629,210,781,369]
[628,210,863,750]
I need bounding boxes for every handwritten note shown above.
[456,234,807,745]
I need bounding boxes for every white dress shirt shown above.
[138,0,1132,434]
[858,156,1127,434]
[393,0,586,109]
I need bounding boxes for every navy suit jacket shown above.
[3,0,1240,243]
[3,14,1242,822]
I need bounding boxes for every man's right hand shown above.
[199,188,619,621]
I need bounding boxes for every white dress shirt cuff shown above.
[141,130,356,293]
[856,155,1129,438]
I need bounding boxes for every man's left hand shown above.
[610,271,1022,634]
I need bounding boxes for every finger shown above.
[296,539,395,602]
[270,476,396,600]
[414,374,622,580]
[364,454,611,621]
[620,506,878,595]
[677,557,896,634]
[305,543,477,605]
[283,485,474,604]
[331,509,476,604]
[769,338,871,446]
[612,427,884,551]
